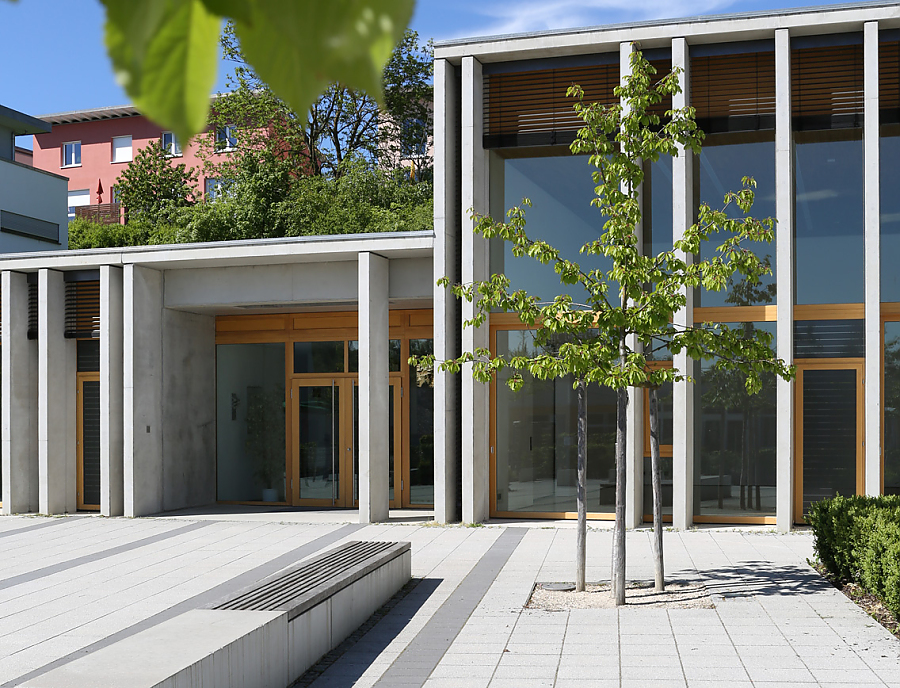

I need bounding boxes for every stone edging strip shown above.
[0,519,70,539]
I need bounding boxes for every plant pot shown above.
[261,488,278,503]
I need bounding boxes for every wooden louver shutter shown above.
[880,40,900,124]
[791,43,863,129]
[691,50,776,132]
[483,62,617,148]
[65,281,100,339]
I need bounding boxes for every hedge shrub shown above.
[808,494,900,619]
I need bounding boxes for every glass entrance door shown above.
[77,374,101,511]
[293,379,349,506]
[794,362,864,523]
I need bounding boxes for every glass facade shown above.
[643,381,674,518]
[409,339,435,505]
[794,130,864,305]
[217,343,286,502]
[884,322,900,496]
[881,128,900,302]
[495,330,617,514]
[644,156,673,257]
[294,341,343,374]
[695,133,776,307]
[694,322,777,518]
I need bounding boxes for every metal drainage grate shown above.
[214,541,403,613]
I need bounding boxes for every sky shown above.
[1,0,859,149]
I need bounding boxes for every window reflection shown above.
[695,133,776,307]
[884,322,900,496]
[644,155,673,257]
[794,130,864,305]
[880,128,900,302]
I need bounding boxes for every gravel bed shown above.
[527,580,714,610]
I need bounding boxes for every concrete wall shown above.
[2,271,37,513]
[101,266,124,516]
[0,159,68,250]
[161,307,216,512]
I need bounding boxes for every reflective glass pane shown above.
[217,343,286,502]
[298,384,339,501]
[696,134,776,307]
[642,382,674,519]
[409,339,435,505]
[643,455,673,516]
[348,339,401,373]
[802,368,858,515]
[884,322,900,495]
[794,131,864,305]
[77,340,100,372]
[81,380,101,506]
[495,330,617,514]
[694,322,777,517]
[880,130,900,302]
[644,156,673,257]
[294,341,344,374]
[490,155,613,307]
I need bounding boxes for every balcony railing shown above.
[74,203,122,225]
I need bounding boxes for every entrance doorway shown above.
[77,373,101,511]
[291,378,401,507]
[794,360,864,523]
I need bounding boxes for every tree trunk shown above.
[576,378,587,592]
[613,331,627,606]
[649,386,665,591]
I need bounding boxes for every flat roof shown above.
[0,104,51,135]
[0,231,435,272]
[38,104,141,126]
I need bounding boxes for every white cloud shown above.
[452,0,741,38]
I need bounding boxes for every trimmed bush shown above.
[808,494,900,619]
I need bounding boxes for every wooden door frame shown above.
[793,358,865,524]
[76,372,101,511]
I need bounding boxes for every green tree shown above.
[417,49,793,603]
[115,142,199,223]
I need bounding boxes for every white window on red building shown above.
[62,141,81,167]
[111,136,132,163]
[161,131,182,157]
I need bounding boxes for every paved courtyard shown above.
[0,510,898,687]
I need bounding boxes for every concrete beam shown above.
[101,266,124,516]
[775,28,795,532]
[2,271,37,513]
[864,20,881,496]
[38,268,75,514]
[461,55,490,524]
[671,37,694,531]
[433,57,460,524]
[358,252,390,523]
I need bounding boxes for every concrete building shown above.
[0,104,68,251]
[3,2,900,531]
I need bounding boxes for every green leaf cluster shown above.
[114,141,199,224]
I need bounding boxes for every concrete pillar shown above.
[38,269,75,514]
[671,37,694,531]
[433,57,461,524]
[622,40,644,529]
[461,55,490,523]
[2,271,38,513]
[100,266,124,516]
[359,252,390,523]
[775,28,795,532]
[124,264,164,517]
[864,21,882,496]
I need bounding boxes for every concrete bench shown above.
[25,541,411,688]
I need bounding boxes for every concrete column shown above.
[864,21,882,496]
[2,271,38,513]
[622,40,644,529]
[359,252,390,523]
[433,57,460,524]
[38,269,75,514]
[100,266,124,516]
[124,264,164,517]
[671,37,694,531]
[461,56,490,524]
[775,28,795,532]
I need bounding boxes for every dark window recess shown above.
[794,320,864,359]
[0,210,59,244]
[77,339,101,372]
[81,380,101,507]
[65,281,100,339]
[692,48,775,133]
[880,41,900,125]
[791,42,863,131]
[27,281,37,340]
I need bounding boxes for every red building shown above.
[31,105,224,220]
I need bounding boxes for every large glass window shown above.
[644,156,673,257]
[884,322,900,496]
[409,339,435,505]
[881,128,900,302]
[490,155,612,306]
[694,321,777,517]
[794,130,864,305]
[696,133,776,307]
[294,341,344,374]
[217,343,286,502]
[495,330,617,515]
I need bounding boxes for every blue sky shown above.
[1,0,855,148]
